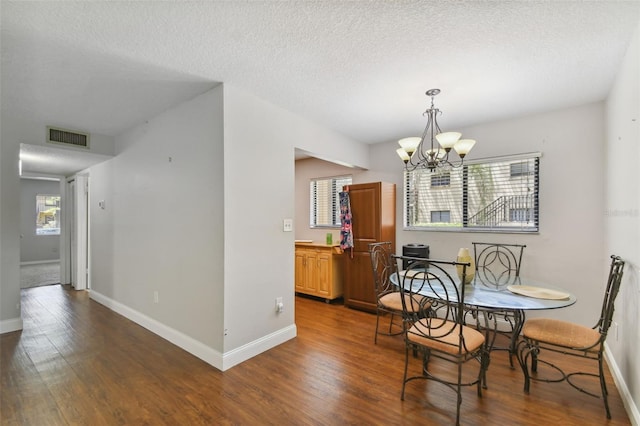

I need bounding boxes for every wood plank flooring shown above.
[1,284,631,425]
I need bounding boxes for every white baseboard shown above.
[89,290,296,372]
[20,260,60,266]
[0,317,23,334]
[222,324,297,371]
[604,345,640,425]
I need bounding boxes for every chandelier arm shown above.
[399,89,475,172]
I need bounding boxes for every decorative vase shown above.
[456,248,475,284]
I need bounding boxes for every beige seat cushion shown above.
[379,292,428,313]
[407,318,485,355]
[522,318,602,352]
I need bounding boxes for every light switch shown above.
[283,218,293,232]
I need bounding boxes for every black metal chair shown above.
[369,242,428,344]
[394,255,488,426]
[516,255,625,419]
[472,242,526,288]
[471,242,526,366]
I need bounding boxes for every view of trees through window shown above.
[36,194,61,235]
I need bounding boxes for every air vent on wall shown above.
[47,126,90,149]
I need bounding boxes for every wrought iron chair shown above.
[471,242,526,366]
[369,242,428,344]
[472,242,526,288]
[516,255,625,419]
[394,255,488,426]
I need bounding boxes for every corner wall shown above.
[89,86,226,366]
[220,84,369,369]
[605,19,640,423]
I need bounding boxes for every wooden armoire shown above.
[343,182,396,312]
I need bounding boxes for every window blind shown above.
[310,175,352,227]
[404,153,540,232]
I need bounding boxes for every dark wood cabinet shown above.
[343,182,396,312]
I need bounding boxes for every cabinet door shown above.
[294,249,307,291]
[316,252,332,296]
[304,250,318,292]
[344,251,377,312]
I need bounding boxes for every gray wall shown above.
[20,178,61,263]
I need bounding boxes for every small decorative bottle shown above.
[456,248,475,284]
[326,233,333,245]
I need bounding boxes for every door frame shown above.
[64,173,89,290]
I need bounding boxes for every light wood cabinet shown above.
[295,243,344,302]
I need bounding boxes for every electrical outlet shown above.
[283,219,293,232]
[275,297,284,313]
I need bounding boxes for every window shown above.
[310,175,352,227]
[430,172,451,187]
[404,153,540,232]
[36,194,61,235]
[430,210,451,223]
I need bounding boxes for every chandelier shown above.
[396,89,476,171]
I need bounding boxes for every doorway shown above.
[66,174,89,290]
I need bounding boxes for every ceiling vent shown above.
[47,126,90,149]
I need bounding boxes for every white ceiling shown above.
[2,1,639,175]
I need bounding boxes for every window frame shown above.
[309,175,352,228]
[403,152,540,233]
[36,194,61,236]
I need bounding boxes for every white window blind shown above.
[404,153,540,232]
[310,175,352,227]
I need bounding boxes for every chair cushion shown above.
[407,318,485,355]
[379,292,428,313]
[522,318,602,352]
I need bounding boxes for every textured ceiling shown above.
[2,1,639,175]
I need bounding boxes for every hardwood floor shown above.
[1,285,630,425]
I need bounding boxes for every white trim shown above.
[20,260,60,266]
[89,290,296,372]
[222,324,297,371]
[604,345,640,425]
[0,317,23,334]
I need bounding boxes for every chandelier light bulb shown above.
[453,139,476,157]
[435,132,462,150]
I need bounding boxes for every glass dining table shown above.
[390,269,577,367]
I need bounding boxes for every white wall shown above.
[298,102,607,327]
[0,127,22,333]
[12,115,115,157]
[372,103,607,326]
[605,19,640,422]
[87,83,369,370]
[89,86,226,359]
[221,85,369,367]
[20,178,61,263]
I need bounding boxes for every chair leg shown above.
[401,344,410,400]
[598,356,611,419]
[387,312,396,334]
[374,310,381,344]
[455,362,463,426]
